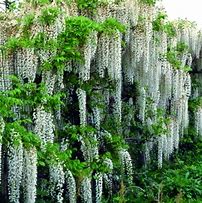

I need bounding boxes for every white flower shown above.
[119,149,133,184]
[33,105,55,147]
[65,170,76,203]
[7,130,23,203]
[49,163,65,203]
[81,177,92,203]
[22,147,37,203]
[95,173,103,203]
[76,88,87,126]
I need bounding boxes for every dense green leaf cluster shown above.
[189,97,202,112]
[140,0,156,6]
[165,42,191,72]
[152,12,176,37]
[39,7,60,25]
[76,0,99,12]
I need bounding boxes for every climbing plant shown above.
[0,0,202,202]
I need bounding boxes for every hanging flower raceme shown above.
[157,135,163,169]
[94,172,103,203]
[92,107,101,131]
[76,88,87,126]
[65,170,76,203]
[7,129,23,203]
[22,147,37,203]
[80,132,99,162]
[181,97,189,131]
[131,29,144,72]
[79,43,92,81]
[195,107,202,136]
[108,31,122,81]
[16,48,37,83]
[167,119,174,157]
[173,120,180,150]
[103,157,113,197]
[33,105,55,147]
[78,32,97,81]
[96,33,110,78]
[80,177,92,203]
[49,162,65,203]
[144,139,154,167]
[172,70,179,101]
[118,149,133,184]
[164,63,172,100]
[162,134,169,160]
[42,70,56,95]
[184,74,192,98]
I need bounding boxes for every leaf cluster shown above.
[166,42,191,72]
[152,12,176,37]
[189,97,202,112]
[39,7,60,25]
[76,0,99,12]
[140,0,156,6]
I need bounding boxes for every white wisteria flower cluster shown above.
[65,170,76,203]
[195,107,202,136]
[23,147,37,203]
[119,149,133,184]
[33,105,55,147]
[49,163,65,203]
[7,130,23,203]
